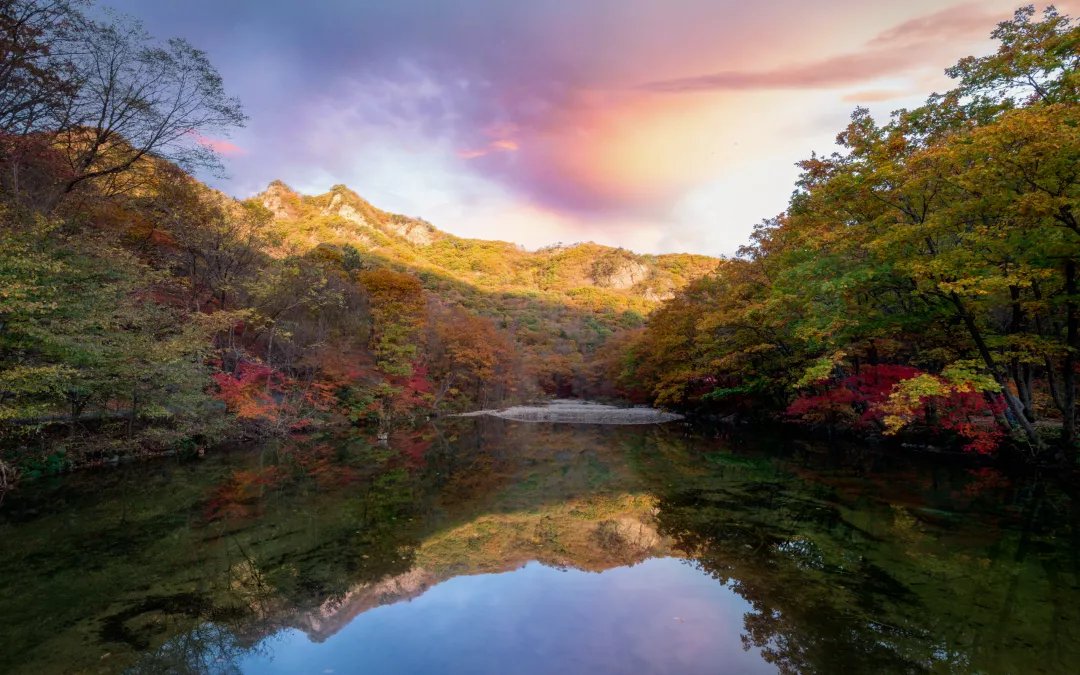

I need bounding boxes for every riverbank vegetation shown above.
[609,6,1080,461]
[0,0,711,479]
[2,1,1079,479]
[0,0,518,474]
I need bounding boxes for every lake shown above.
[1,418,1077,673]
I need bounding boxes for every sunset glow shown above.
[102,0,1080,255]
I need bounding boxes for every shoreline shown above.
[453,399,684,425]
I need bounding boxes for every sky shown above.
[101,0,1079,256]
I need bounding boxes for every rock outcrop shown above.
[456,399,683,425]
[259,180,302,220]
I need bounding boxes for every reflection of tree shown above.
[632,435,1080,675]
[122,621,262,674]
[1,420,665,671]
[0,432,440,673]
[655,487,923,674]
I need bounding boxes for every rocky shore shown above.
[455,399,683,425]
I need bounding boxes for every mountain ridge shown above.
[250,180,720,309]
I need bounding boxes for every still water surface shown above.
[1,419,1078,673]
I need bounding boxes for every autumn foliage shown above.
[614,7,1080,459]
[786,365,1006,453]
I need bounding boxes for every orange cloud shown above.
[457,138,520,160]
[456,148,489,159]
[842,88,913,103]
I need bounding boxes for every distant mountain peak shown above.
[259,180,302,220]
[255,181,441,248]
[266,178,296,191]
[248,181,719,306]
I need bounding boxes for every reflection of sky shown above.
[239,558,774,674]
[96,1,1079,256]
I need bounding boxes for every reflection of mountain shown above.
[289,419,681,642]
[298,567,438,642]
[295,506,673,643]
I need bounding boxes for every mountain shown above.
[251,181,719,315]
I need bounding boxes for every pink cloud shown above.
[639,3,1008,93]
[482,122,521,139]
[872,2,1000,46]
[193,133,246,156]
[639,48,920,92]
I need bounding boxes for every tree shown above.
[142,171,270,312]
[944,5,1079,111]
[622,6,1080,459]
[0,215,226,451]
[428,304,517,409]
[0,0,81,137]
[51,11,246,197]
[357,267,426,376]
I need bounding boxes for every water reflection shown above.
[0,420,1077,673]
[237,559,772,675]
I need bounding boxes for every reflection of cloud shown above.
[280,559,773,675]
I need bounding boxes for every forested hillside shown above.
[252,181,716,395]
[0,0,715,481]
[610,6,1080,461]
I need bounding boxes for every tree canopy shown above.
[612,6,1080,460]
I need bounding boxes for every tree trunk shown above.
[950,292,1043,451]
[1008,285,1035,421]
[1010,359,1035,421]
[128,385,138,439]
[1063,261,1078,462]
[265,324,275,393]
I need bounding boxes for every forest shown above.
[0,0,712,482]
[1,0,1079,486]
[606,6,1080,463]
